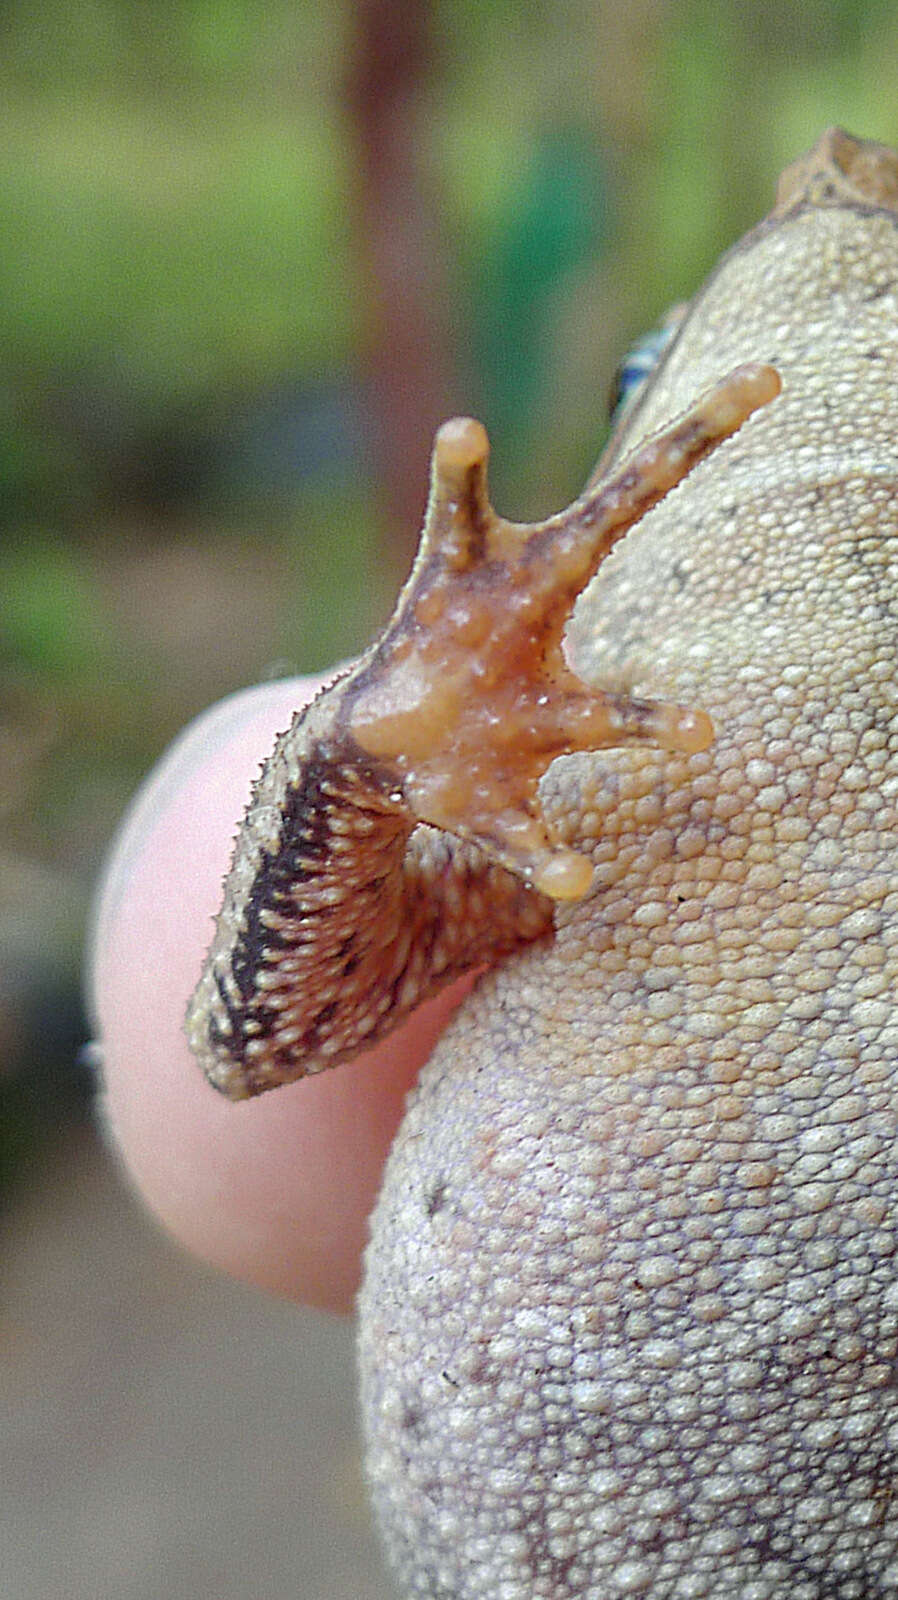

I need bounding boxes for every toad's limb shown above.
[186,363,779,1098]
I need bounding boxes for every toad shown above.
[188,129,898,1597]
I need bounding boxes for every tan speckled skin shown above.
[359,136,898,1596]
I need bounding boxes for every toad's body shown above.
[188,132,898,1595]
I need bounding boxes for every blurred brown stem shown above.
[346,0,456,577]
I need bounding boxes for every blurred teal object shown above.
[607,305,685,429]
[470,127,611,460]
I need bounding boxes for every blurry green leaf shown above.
[469,128,610,471]
[0,541,112,674]
[0,98,356,402]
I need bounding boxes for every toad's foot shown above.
[188,363,778,1094]
[348,362,781,900]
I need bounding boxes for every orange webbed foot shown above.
[347,363,781,901]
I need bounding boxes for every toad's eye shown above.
[608,303,687,425]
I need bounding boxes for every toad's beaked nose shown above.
[773,127,898,216]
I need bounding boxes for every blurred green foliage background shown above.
[3,0,898,1192]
